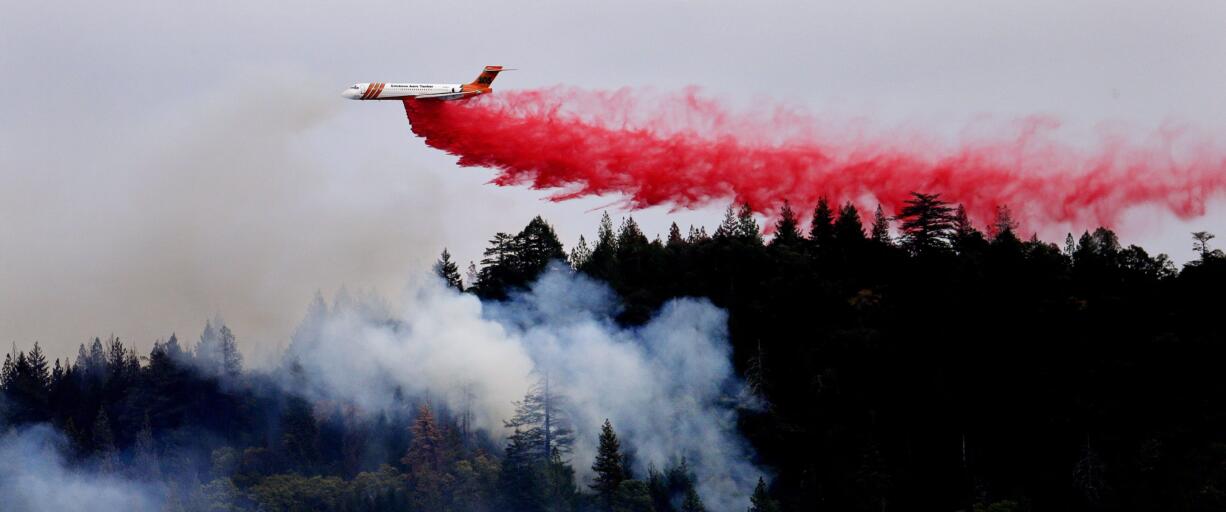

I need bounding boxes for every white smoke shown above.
[284,265,762,511]
[0,425,161,511]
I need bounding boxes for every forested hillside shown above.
[4,192,1226,511]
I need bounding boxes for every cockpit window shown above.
[349,85,360,89]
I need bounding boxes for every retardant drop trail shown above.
[403,87,1226,231]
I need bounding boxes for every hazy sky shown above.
[3,0,1225,362]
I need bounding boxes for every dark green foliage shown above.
[475,216,567,299]
[681,486,707,512]
[591,419,626,509]
[3,204,1225,512]
[748,477,780,512]
[504,373,574,462]
[434,248,464,291]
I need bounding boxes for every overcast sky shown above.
[3,0,1225,362]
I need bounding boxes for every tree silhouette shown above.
[590,419,626,510]
[434,248,464,291]
[897,192,956,254]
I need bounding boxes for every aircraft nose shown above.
[342,88,360,99]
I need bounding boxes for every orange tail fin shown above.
[468,66,505,91]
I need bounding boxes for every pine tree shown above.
[570,235,593,268]
[434,248,464,291]
[809,197,835,248]
[667,222,687,249]
[748,477,780,512]
[1,351,14,391]
[218,324,242,377]
[870,204,892,245]
[403,403,451,511]
[597,211,618,253]
[93,408,117,473]
[771,201,804,248]
[500,428,544,512]
[714,204,739,240]
[132,413,161,480]
[989,204,1018,239]
[681,486,707,512]
[504,372,574,462]
[590,419,626,509]
[898,192,956,255]
[833,202,866,243]
[517,216,567,273]
[735,203,763,243]
[27,342,49,391]
[476,232,516,297]
[951,204,985,254]
[617,216,651,256]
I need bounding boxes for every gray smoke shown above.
[0,70,444,364]
[0,425,160,511]
[284,265,763,511]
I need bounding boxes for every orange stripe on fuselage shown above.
[361,83,374,100]
[373,82,385,99]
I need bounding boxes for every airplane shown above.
[342,65,510,101]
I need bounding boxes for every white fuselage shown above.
[342,82,463,100]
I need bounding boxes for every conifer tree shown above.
[667,222,687,249]
[93,408,117,473]
[898,192,956,255]
[504,372,574,461]
[434,248,464,291]
[647,464,673,512]
[833,202,866,242]
[748,477,780,512]
[403,403,450,510]
[989,205,1018,239]
[590,419,626,509]
[870,204,892,245]
[597,211,618,253]
[951,204,985,253]
[0,351,14,391]
[809,197,835,248]
[681,486,707,512]
[516,216,567,274]
[770,201,803,248]
[714,204,740,240]
[617,216,650,255]
[133,413,161,480]
[570,235,593,268]
[27,342,49,391]
[735,203,763,243]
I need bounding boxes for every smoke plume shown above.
[0,425,160,511]
[403,87,1226,231]
[284,266,760,511]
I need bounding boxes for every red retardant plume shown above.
[403,87,1226,232]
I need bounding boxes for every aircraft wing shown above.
[414,91,482,101]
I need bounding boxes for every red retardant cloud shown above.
[402,87,1226,232]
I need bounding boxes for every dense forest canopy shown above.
[3,193,1226,512]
